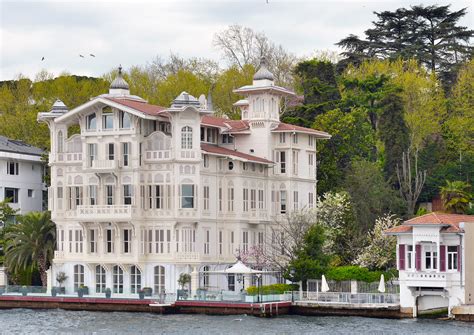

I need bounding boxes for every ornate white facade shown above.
[38,61,330,296]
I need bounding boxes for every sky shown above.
[0,0,472,81]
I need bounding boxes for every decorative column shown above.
[0,267,7,287]
[190,266,198,297]
[46,267,53,294]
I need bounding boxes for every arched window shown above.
[130,265,142,293]
[181,126,193,149]
[203,265,210,288]
[57,131,63,153]
[86,113,96,130]
[74,264,84,292]
[95,265,106,293]
[154,266,166,294]
[113,265,124,293]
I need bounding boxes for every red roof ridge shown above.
[201,143,272,164]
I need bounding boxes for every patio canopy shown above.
[204,260,277,274]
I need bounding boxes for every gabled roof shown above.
[201,116,250,133]
[272,123,331,138]
[106,98,166,116]
[201,143,272,164]
[0,136,44,157]
[385,212,474,235]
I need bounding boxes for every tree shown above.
[4,211,56,287]
[316,192,360,265]
[378,93,409,182]
[313,108,376,194]
[343,161,406,232]
[356,214,401,270]
[287,224,330,285]
[337,5,473,83]
[440,180,472,214]
[397,150,427,216]
[213,25,297,88]
[285,59,341,121]
[266,209,318,274]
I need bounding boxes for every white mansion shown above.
[38,60,330,296]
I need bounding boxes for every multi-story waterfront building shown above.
[0,135,45,219]
[38,60,330,296]
[386,212,474,317]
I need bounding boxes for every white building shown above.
[38,60,330,296]
[0,135,45,218]
[386,212,474,317]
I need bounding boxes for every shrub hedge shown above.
[246,283,299,296]
[325,266,398,282]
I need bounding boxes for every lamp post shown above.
[290,268,295,303]
[256,273,262,303]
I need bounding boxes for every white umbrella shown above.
[378,274,386,293]
[321,275,330,292]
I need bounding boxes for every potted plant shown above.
[21,286,28,296]
[138,289,145,300]
[80,285,89,295]
[105,288,112,299]
[51,287,57,297]
[143,287,153,297]
[177,273,191,300]
[77,287,84,298]
[56,272,68,294]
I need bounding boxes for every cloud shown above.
[0,0,472,80]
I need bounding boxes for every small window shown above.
[4,188,18,203]
[181,126,193,149]
[228,162,234,170]
[203,154,209,168]
[242,163,248,171]
[181,184,195,209]
[6,162,19,175]
[87,113,97,130]
[293,133,298,144]
[120,111,131,129]
[279,133,286,143]
[103,112,114,130]
[28,189,34,198]
[123,185,132,205]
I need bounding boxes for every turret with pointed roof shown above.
[109,65,130,95]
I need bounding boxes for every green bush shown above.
[326,266,397,283]
[246,283,298,296]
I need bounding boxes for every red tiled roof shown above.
[201,116,250,132]
[405,212,474,226]
[106,98,166,116]
[385,212,474,235]
[272,123,331,138]
[385,226,412,234]
[201,143,272,164]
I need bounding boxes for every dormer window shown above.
[87,113,97,130]
[181,126,193,149]
[120,111,131,129]
[222,134,233,144]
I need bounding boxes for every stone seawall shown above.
[0,296,171,314]
[291,302,410,319]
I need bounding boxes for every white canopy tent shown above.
[206,260,276,275]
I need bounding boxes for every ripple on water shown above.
[1,309,474,334]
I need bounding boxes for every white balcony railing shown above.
[175,252,200,261]
[145,150,171,161]
[76,205,132,220]
[401,271,456,288]
[90,159,117,170]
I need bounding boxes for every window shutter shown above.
[440,245,446,272]
[415,244,422,271]
[398,244,405,270]
[458,245,462,272]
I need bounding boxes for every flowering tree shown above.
[356,214,401,270]
[238,245,268,270]
[316,192,360,264]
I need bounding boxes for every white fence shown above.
[293,291,400,305]
[307,279,400,294]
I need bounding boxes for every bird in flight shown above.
[90,54,96,57]
[79,54,84,58]
[41,57,45,61]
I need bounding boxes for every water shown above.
[0,309,473,334]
